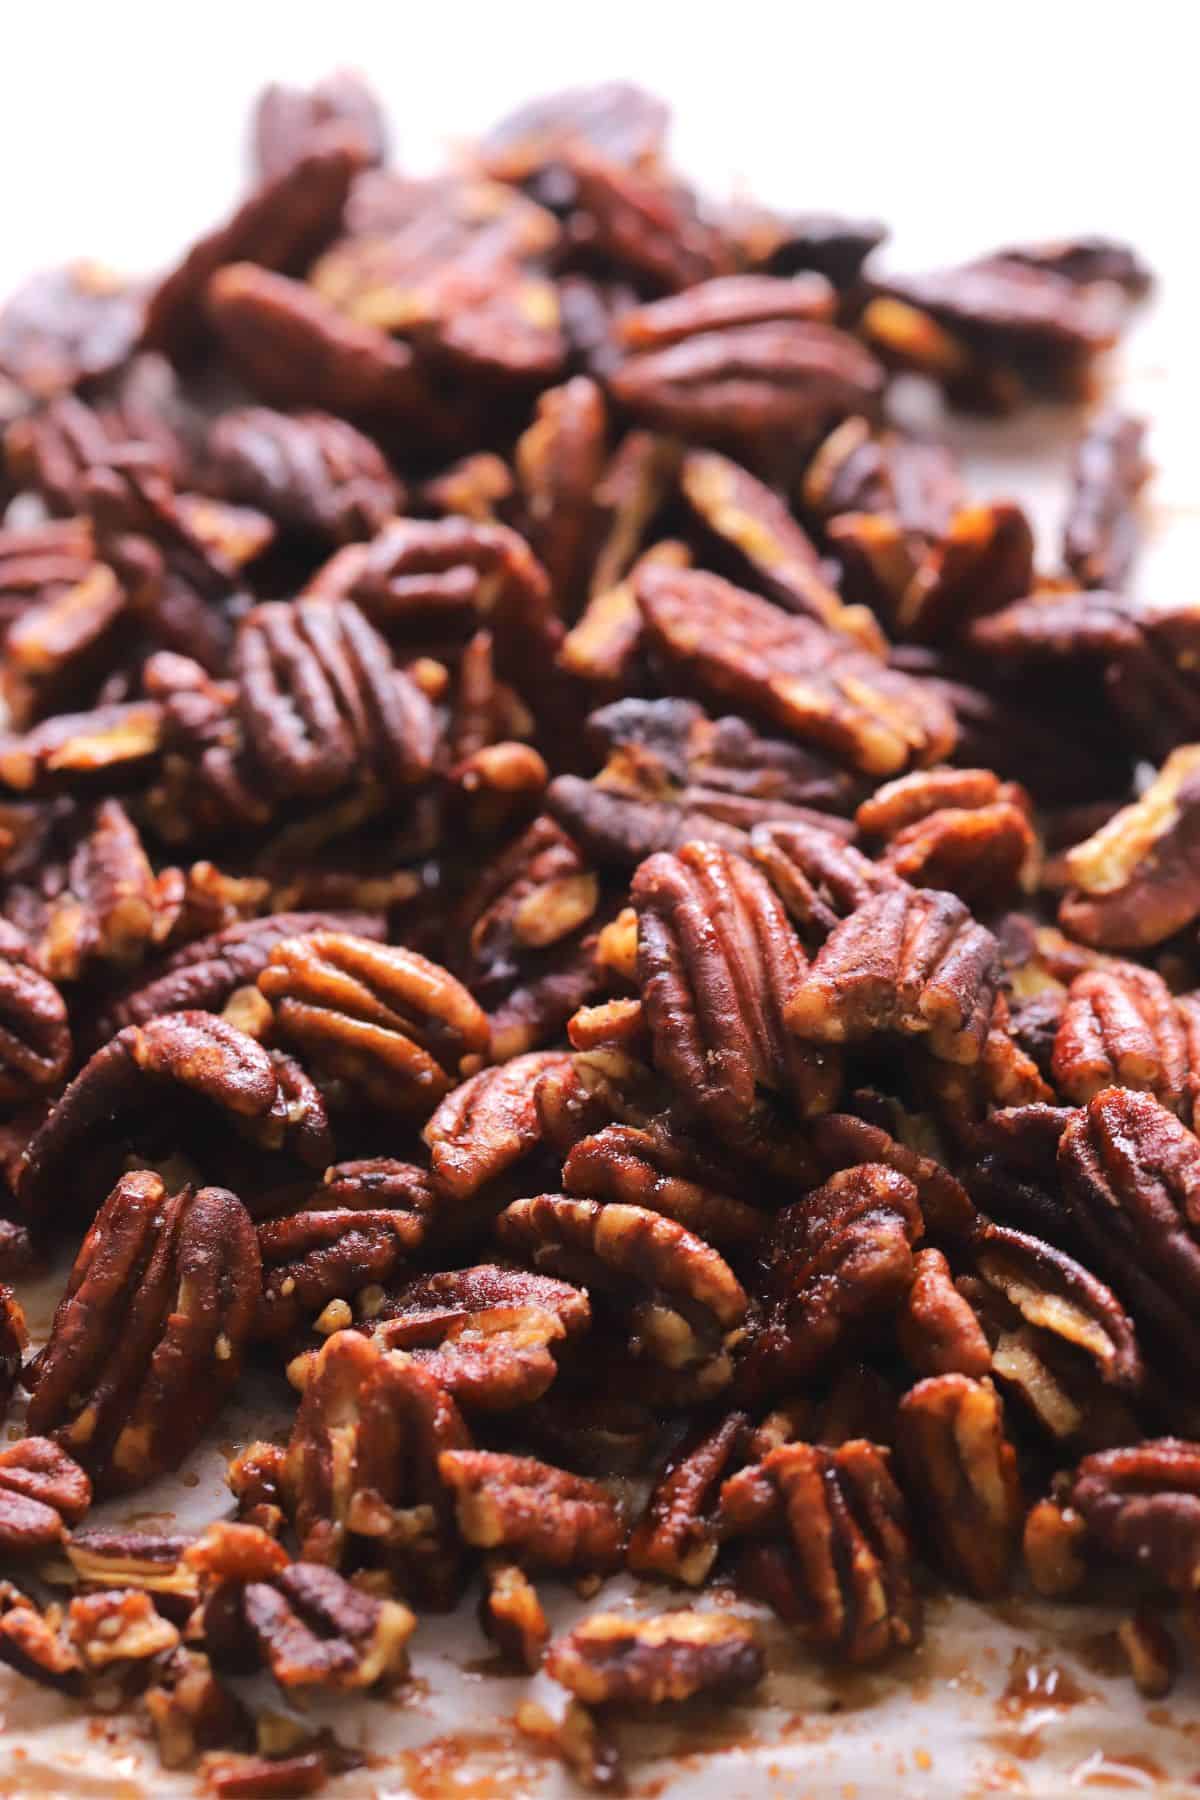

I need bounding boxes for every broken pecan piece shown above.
[546,1610,763,1705]
[0,937,70,1103]
[896,1248,992,1378]
[896,1374,1021,1596]
[218,1561,415,1692]
[787,886,999,1065]
[259,930,490,1114]
[720,1439,921,1663]
[481,1558,548,1670]
[438,1449,623,1571]
[0,1437,91,1557]
[627,1412,749,1585]
[1063,411,1148,590]
[1058,746,1200,950]
[26,1172,259,1492]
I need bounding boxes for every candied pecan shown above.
[611,313,883,450]
[863,254,1122,410]
[808,1111,977,1242]
[1051,964,1192,1114]
[514,377,607,619]
[1058,746,1200,949]
[720,1439,920,1662]
[206,264,434,425]
[17,1011,331,1221]
[218,1561,415,1692]
[499,1193,747,1391]
[481,1558,548,1670]
[739,1164,922,1398]
[0,1590,85,1692]
[423,1051,570,1202]
[91,908,385,1044]
[637,565,955,776]
[896,1248,992,1377]
[234,597,437,799]
[552,143,729,293]
[29,797,181,982]
[0,938,70,1102]
[559,534,678,693]
[728,207,886,287]
[1116,1609,1177,1699]
[255,1179,433,1341]
[547,1610,763,1706]
[282,1329,469,1601]
[67,1588,180,1669]
[1069,1439,1200,1597]
[856,768,1038,905]
[251,70,388,180]
[365,1263,590,1412]
[0,1437,91,1557]
[627,1412,750,1585]
[1,552,129,726]
[259,930,490,1113]
[1023,1495,1088,1596]
[1059,1088,1200,1366]
[787,886,999,1065]
[998,235,1153,294]
[207,407,403,543]
[0,262,141,404]
[0,698,163,792]
[515,1695,623,1793]
[480,81,669,179]
[26,1172,259,1491]
[144,1645,248,1771]
[457,813,598,996]
[1063,411,1148,590]
[144,132,366,359]
[632,841,839,1132]
[0,1282,27,1416]
[439,1449,623,1571]
[748,817,900,948]
[563,1124,766,1252]
[65,1529,197,1604]
[680,447,883,649]
[619,275,836,353]
[896,1374,1021,1596]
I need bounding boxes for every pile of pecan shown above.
[0,70,1191,1795]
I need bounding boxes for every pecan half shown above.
[0,1438,91,1557]
[423,1051,569,1202]
[1051,964,1193,1115]
[1070,1440,1200,1598]
[638,565,956,776]
[631,841,839,1133]
[212,1560,415,1692]
[896,1248,992,1377]
[17,1011,331,1222]
[627,1412,749,1585]
[259,930,490,1114]
[896,1374,1021,1596]
[0,938,70,1103]
[562,1124,767,1252]
[1058,746,1200,950]
[514,377,607,620]
[438,1449,623,1571]
[787,887,999,1065]
[207,407,403,543]
[739,1164,922,1398]
[498,1194,748,1391]
[26,1172,260,1492]
[856,767,1037,906]
[749,817,902,949]
[720,1439,921,1662]
[546,1611,763,1705]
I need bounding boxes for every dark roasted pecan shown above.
[720,1439,921,1662]
[210,1559,415,1692]
[234,597,437,799]
[563,1125,766,1251]
[1051,963,1193,1116]
[555,144,730,293]
[809,1111,977,1242]
[749,817,902,948]
[481,1558,548,1669]
[546,1610,763,1705]
[0,1437,91,1556]
[282,1329,469,1601]
[787,886,999,1065]
[0,937,70,1102]
[1059,1088,1200,1367]
[498,1193,747,1393]
[17,1011,331,1222]
[26,1171,259,1491]
[1063,412,1148,590]
[632,841,838,1132]
[259,930,490,1113]
[423,1051,569,1202]
[627,1412,749,1585]
[1070,1440,1200,1597]
[1058,747,1200,950]
[638,565,955,775]
[0,698,164,793]
[439,1449,623,1571]
[480,81,668,180]
[144,133,366,360]
[251,70,388,180]
[997,235,1153,294]
[22,797,181,982]
[896,1374,1021,1596]
[514,376,607,619]
[740,1164,922,1397]
[207,407,403,543]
